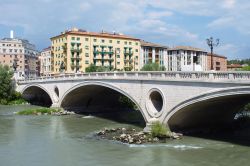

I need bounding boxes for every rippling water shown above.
[0,105,250,166]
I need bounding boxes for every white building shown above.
[140,41,168,70]
[167,46,208,71]
[40,47,52,76]
[0,31,39,79]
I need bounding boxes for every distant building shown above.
[167,46,208,71]
[207,53,227,71]
[0,31,39,79]
[39,47,52,76]
[51,28,141,75]
[140,40,168,70]
[227,64,242,71]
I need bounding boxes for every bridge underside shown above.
[61,85,145,125]
[22,86,52,107]
[168,94,250,133]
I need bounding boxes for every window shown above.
[109,40,112,43]
[85,46,89,50]
[77,37,80,41]
[135,42,138,46]
[71,37,75,40]
[124,41,127,45]
[85,53,89,57]
[94,39,97,42]
[101,39,105,43]
[85,60,89,64]
[85,38,89,41]
[135,49,138,52]
[129,42,132,45]
[117,41,120,44]
[117,55,120,58]
[117,62,120,65]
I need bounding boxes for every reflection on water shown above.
[0,105,250,166]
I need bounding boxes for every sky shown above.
[0,0,250,60]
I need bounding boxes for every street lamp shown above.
[206,37,219,70]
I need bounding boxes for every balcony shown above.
[124,59,133,63]
[71,56,82,60]
[71,48,82,53]
[93,50,114,54]
[124,50,133,55]
[70,63,82,67]
[62,44,67,53]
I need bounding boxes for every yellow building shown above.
[51,28,141,74]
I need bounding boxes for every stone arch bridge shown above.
[16,71,250,131]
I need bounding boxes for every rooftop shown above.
[168,46,206,52]
[140,40,169,49]
[227,64,242,68]
[51,28,140,41]
[207,53,227,59]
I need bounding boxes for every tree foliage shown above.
[0,65,25,105]
[228,59,250,66]
[241,66,250,71]
[0,65,14,103]
[85,64,113,72]
[141,63,165,71]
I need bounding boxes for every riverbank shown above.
[15,108,75,116]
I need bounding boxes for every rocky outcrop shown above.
[96,127,183,144]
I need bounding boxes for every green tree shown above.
[85,64,98,72]
[141,63,165,71]
[241,66,250,71]
[0,65,14,103]
[85,64,113,72]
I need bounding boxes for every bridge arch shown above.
[59,81,147,123]
[21,84,53,107]
[164,86,250,131]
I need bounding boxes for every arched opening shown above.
[167,94,250,145]
[61,84,145,126]
[54,86,59,98]
[22,86,52,107]
[149,91,163,112]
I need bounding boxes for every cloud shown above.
[0,0,250,59]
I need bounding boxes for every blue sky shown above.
[0,0,250,59]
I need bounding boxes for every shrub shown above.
[141,63,165,71]
[151,121,171,138]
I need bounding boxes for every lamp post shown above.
[206,37,219,70]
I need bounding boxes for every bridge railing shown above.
[17,71,250,84]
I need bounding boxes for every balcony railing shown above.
[71,48,82,53]
[70,63,82,67]
[93,50,114,54]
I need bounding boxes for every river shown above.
[0,105,249,166]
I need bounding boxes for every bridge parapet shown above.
[17,71,250,84]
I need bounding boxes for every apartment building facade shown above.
[51,28,141,74]
[140,41,168,70]
[167,46,208,71]
[0,32,39,79]
[39,47,52,76]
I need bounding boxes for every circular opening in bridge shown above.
[54,86,59,98]
[149,91,163,112]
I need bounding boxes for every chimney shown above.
[10,30,14,39]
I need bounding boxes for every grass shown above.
[151,121,171,138]
[16,108,61,115]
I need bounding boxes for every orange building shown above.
[207,53,227,71]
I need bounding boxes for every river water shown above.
[0,105,250,166]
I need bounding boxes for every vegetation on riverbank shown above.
[0,65,27,105]
[96,121,182,144]
[15,107,76,116]
[16,108,61,115]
